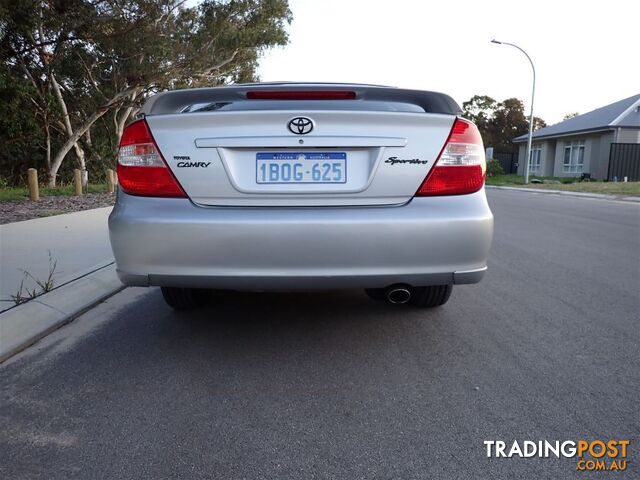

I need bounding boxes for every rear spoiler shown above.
[141,83,462,116]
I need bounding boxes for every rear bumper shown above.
[108,190,493,290]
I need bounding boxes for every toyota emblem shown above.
[288,117,314,135]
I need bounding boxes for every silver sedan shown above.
[109,83,493,309]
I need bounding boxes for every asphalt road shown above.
[1,189,639,479]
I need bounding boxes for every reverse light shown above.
[117,119,186,197]
[415,118,486,196]
[246,90,356,100]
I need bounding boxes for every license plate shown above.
[256,152,347,184]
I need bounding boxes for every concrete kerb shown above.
[0,263,124,363]
[486,185,640,203]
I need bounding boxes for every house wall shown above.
[592,131,615,179]
[590,134,603,178]
[516,140,555,177]
[543,140,556,176]
[517,144,526,172]
[514,128,639,180]
[552,133,614,179]
[617,128,640,143]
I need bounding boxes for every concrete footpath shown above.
[0,207,123,362]
[0,207,114,311]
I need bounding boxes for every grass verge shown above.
[486,175,640,196]
[0,183,110,202]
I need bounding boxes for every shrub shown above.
[486,159,505,177]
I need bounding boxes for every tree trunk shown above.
[48,86,141,186]
[48,110,105,187]
[85,127,102,162]
[44,122,51,172]
[50,73,88,187]
[76,144,87,187]
[114,87,142,146]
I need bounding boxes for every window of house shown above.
[529,146,542,173]
[563,140,585,173]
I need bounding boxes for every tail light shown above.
[415,118,486,196]
[117,119,186,197]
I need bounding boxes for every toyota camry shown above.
[108,83,494,310]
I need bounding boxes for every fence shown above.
[608,143,640,181]
[493,151,519,174]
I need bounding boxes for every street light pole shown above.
[491,39,536,184]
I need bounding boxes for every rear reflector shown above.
[117,119,186,197]
[246,90,356,100]
[415,118,486,196]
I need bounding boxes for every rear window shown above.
[144,85,461,116]
[180,100,425,114]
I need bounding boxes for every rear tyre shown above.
[161,287,209,310]
[409,284,453,308]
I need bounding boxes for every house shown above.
[513,94,640,179]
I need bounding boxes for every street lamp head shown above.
[491,39,502,44]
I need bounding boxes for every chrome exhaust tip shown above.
[386,286,412,304]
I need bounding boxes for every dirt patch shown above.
[0,193,115,225]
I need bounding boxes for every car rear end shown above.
[108,83,493,308]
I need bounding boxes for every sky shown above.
[257,0,640,125]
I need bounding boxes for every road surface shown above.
[1,190,638,479]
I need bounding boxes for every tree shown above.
[1,0,292,186]
[462,95,498,146]
[462,95,547,151]
[0,65,51,184]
